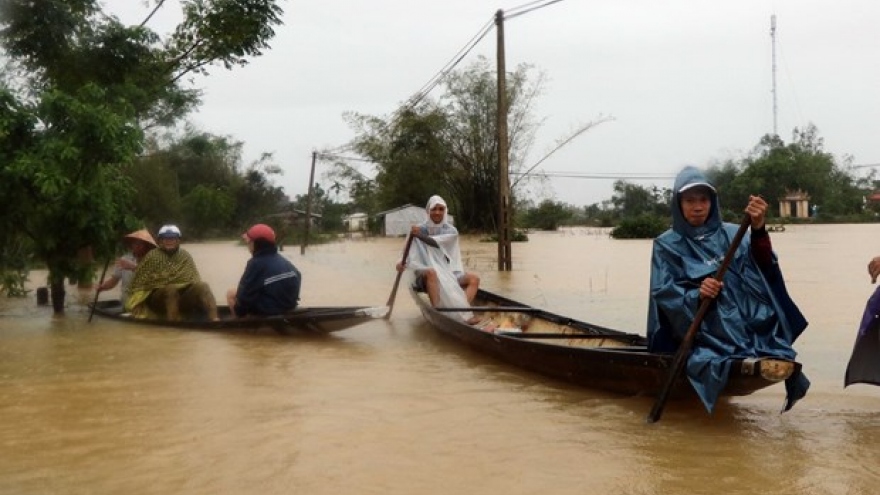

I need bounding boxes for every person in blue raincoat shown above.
[647,166,809,413]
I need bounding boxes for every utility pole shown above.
[495,9,512,271]
[302,150,317,255]
[770,14,778,136]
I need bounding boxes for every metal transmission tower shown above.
[771,15,778,136]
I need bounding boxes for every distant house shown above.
[343,212,369,232]
[778,190,811,218]
[375,204,454,237]
[266,207,322,229]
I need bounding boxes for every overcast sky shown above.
[110,0,879,207]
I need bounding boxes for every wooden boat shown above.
[90,300,388,335]
[410,287,801,399]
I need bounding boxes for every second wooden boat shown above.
[411,287,801,400]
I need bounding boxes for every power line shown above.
[336,3,569,167]
[404,0,567,110]
[318,153,377,164]
[505,0,566,20]
[511,171,675,180]
[403,17,494,110]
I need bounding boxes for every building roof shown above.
[374,204,419,217]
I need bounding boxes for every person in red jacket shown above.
[227,224,301,317]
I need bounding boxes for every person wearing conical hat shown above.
[95,229,157,303]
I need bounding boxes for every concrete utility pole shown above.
[495,9,512,271]
[302,150,317,255]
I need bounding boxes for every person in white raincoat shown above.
[396,195,480,308]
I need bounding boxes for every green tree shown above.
[522,200,572,231]
[181,184,235,238]
[0,0,283,312]
[610,181,669,218]
[346,56,546,232]
[716,124,864,217]
[345,107,451,210]
[324,158,380,214]
[132,130,286,234]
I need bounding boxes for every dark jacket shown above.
[234,244,301,317]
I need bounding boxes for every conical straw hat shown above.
[123,229,157,248]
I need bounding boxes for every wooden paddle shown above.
[411,231,439,249]
[646,214,752,423]
[88,258,111,323]
[384,234,415,320]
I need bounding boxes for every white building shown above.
[342,212,369,232]
[375,204,454,237]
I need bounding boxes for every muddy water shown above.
[1,225,879,494]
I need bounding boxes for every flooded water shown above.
[2,224,880,494]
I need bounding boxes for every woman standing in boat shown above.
[226,223,301,317]
[647,166,809,413]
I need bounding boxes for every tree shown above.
[610,181,669,218]
[0,0,283,312]
[346,56,545,232]
[324,159,379,214]
[345,107,451,210]
[181,184,235,238]
[522,200,572,231]
[711,124,865,217]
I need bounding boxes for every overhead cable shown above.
[505,0,566,21]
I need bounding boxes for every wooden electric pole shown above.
[302,150,317,255]
[495,9,512,271]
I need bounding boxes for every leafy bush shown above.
[480,229,529,242]
[610,215,669,239]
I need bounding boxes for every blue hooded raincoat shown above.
[647,166,809,413]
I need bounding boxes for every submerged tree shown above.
[0,0,283,313]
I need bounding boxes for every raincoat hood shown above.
[672,166,721,240]
[426,195,449,227]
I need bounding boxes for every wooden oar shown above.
[88,259,111,323]
[384,234,415,320]
[646,214,752,423]
[411,231,439,248]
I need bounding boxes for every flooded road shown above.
[1,224,879,494]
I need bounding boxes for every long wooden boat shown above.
[411,287,801,400]
[90,300,387,335]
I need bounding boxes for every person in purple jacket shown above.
[226,224,301,317]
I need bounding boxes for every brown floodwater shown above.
[2,224,880,494]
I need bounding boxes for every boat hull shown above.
[90,300,386,334]
[412,288,800,399]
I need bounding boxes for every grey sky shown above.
[111,0,879,207]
